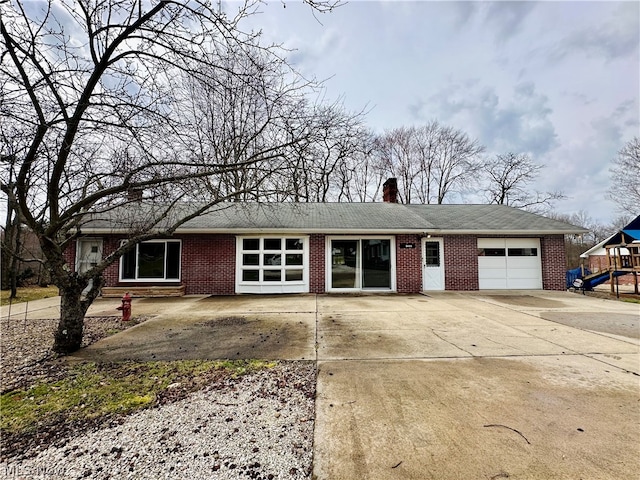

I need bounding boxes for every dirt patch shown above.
[487,295,566,308]
[197,316,249,327]
[73,314,315,362]
[319,315,407,359]
[191,318,309,360]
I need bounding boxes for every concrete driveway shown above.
[71,291,640,479]
[314,292,639,480]
[73,295,318,361]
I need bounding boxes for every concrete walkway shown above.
[5,291,639,479]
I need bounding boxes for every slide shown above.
[581,270,629,290]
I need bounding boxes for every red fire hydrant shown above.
[116,292,132,321]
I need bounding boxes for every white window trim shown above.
[236,236,310,294]
[119,239,182,282]
[326,236,396,292]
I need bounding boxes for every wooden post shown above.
[608,246,615,294]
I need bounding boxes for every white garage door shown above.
[478,238,542,289]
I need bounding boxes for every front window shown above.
[120,240,181,281]
[424,241,440,266]
[239,237,306,284]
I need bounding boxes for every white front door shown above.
[422,238,444,290]
[76,238,103,294]
[77,238,103,274]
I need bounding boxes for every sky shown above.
[236,0,639,224]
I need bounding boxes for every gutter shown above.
[78,227,587,236]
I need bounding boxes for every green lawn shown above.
[0,286,59,306]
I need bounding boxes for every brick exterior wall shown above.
[396,234,422,293]
[102,237,121,287]
[444,235,479,290]
[540,235,567,291]
[309,234,326,293]
[96,234,236,295]
[181,235,235,295]
[63,241,76,271]
[71,231,569,295]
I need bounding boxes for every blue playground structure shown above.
[570,215,640,294]
[567,267,632,291]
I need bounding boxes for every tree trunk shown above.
[9,219,21,298]
[53,285,88,353]
[53,274,104,353]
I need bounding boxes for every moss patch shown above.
[1,359,274,449]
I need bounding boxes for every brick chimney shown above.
[383,178,398,203]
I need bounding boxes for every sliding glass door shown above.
[331,240,359,288]
[362,239,391,288]
[330,238,393,291]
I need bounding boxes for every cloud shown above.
[482,1,538,43]
[548,3,639,62]
[450,1,479,28]
[538,97,638,219]
[414,81,558,157]
[287,27,343,71]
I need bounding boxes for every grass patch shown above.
[1,359,274,436]
[621,297,640,304]
[0,286,59,306]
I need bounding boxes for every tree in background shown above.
[272,101,369,202]
[483,152,564,213]
[608,137,640,215]
[0,0,340,353]
[373,122,484,204]
[548,211,633,269]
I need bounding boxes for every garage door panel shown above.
[478,238,541,290]
[481,268,511,279]
[479,257,507,268]
[507,257,539,268]
[478,238,506,248]
[479,278,508,289]
[508,269,541,279]
[507,278,542,289]
[507,271,540,280]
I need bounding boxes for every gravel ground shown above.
[1,316,145,393]
[1,315,317,479]
[2,363,316,480]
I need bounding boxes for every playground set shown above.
[568,215,640,295]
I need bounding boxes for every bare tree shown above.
[178,40,320,202]
[546,210,630,268]
[432,125,485,204]
[264,100,368,202]
[483,152,564,212]
[608,136,640,215]
[0,0,339,353]
[375,126,421,204]
[412,122,440,203]
[373,122,484,204]
[333,129,383,202]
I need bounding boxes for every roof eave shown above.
[79,227,585,235]
[426,229,587,235]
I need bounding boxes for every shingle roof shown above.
[405,204,584,232]
[82,202,586,234]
